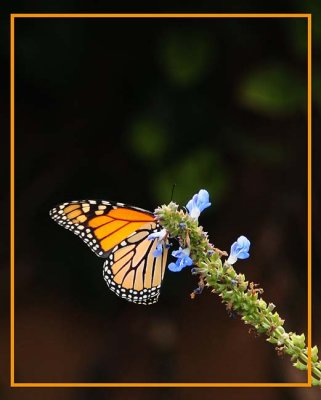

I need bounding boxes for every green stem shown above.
[155,202,321,386]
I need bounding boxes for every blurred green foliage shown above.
[238,63,305,116]
[154,149,228,205]
[159,30,215,87]
[235,137,288,166]
[14,17,313,215]
[129,115,168,162]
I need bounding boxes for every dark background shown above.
[1,1,321,400]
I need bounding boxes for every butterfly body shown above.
[49,200,168,305]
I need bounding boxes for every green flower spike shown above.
[154,190,321,386]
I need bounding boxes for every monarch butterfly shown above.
[49,200,168,305]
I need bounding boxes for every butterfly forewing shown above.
[49,200,155,258]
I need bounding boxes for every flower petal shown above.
[227,254,237,265]
[168,247,193,272]
[184,256,193,266]
[237,235,250,251]
[227,235,251,264]
[168,262,183,272]
[172,247,190,258]
[153,243,163,257]
[237,251,249,260]
[197,189,211,212]
[186,198,197,215]
[147,228,167,241]
[186,189,211,219]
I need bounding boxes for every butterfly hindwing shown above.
[103,222,169,305]
[49,200,155,258]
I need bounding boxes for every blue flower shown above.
[153,243,163,257]
[148,228,167,257]
[148,229,167,241]
[186,189,211,219]
[227,235,250,265]
[168,247,193,272]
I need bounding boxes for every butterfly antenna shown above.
[170,183,176,202]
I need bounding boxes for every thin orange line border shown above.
[10,13,312,388]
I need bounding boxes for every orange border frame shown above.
[10,13,312,388]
